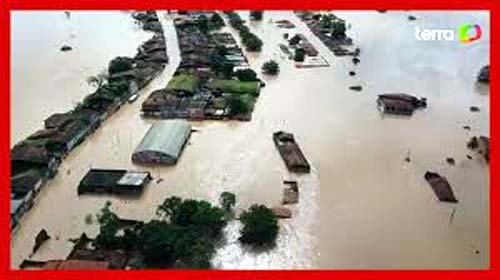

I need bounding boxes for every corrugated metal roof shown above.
[134,120,191,161]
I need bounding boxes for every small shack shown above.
[377,93,427,116]
[78,169,151,195]
[132,120,191,165]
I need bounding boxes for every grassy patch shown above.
[210,79,260,95]
[166,73,200,93]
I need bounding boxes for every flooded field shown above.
[11,11,489,269]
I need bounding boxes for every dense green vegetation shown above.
[239,204,279,247]
[319,14,347,39]
[108,56,134,74]
[93,196,230,269]
[224,11,263,52]
[92,193,281,268]
[249,11,264,21]
[234,69,259,82]
[262,60,280,75]
[166,73,200,94]
[228,94,254,115]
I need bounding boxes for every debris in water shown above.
[408,15,417,21]
[477,65,489,84]
[33,229,50,254]
[271,206,292,218]
[349,85,362,91]
[463,125,471,130]
[467,136,490,163]
[446,157,455,166]
[349,71,356,76]
[60,45,72,52]
[405,150,411,162]
[352,57,360,65]
[84,214,93,225]
[424,171,458,203]
[282,180,299,204]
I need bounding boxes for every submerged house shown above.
[11,144,59,178]
[78,169,152,195]
[11,169,44,199]
[273,131,311,173]
[377,93,427,116]
[132,120,191,165]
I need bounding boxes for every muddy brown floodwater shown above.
[11,11,489,269]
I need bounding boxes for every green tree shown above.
[294,48,306,62]
[242,33,263,52]
[139,221,185,267]
[157,196,182,222]
[250,11,264,21]
[108,57,134,74]
[157,197,227,238]
[228,94,251,115]
[262,60,280,75]
[234,69,258,82]
[94,201,120,249]
[210,13,225,29]
[331,20,347,39]
[219,191,236,213]
[239,204,279,247]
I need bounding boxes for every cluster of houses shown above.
[11,11,168,232]
[141,11,260,121]
[295,12,359,57]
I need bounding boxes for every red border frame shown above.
[0,1,496,279]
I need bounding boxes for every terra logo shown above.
[414,24,482,43]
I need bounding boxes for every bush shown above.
[262,60,280,75]
[108,57,134,74]
[219,192,236,213]
[234,69,259,82]
[242,33,263,52]
[228,94,252,115]
[239,204,279,247]
[250,11,264,21]
[294,48,306,62]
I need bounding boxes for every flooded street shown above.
[11,10,489,269]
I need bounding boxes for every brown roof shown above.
[11,144,52,164]
[43,260,109,270]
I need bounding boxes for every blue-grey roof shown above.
[134,120,191,161]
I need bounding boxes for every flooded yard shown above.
[11,10,489,269]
